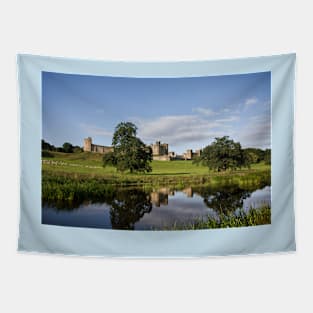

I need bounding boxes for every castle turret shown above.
[84,137,92,152]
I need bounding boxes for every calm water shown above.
[42,185,271,230]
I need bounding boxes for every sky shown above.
[42,71,271,153]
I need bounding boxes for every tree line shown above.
[42,139,82,154]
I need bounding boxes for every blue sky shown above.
[42,71,271,153]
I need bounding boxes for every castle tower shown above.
[186,149,193,160]
[195,149,202,157]
[84,137,92,152]
[163,143,169,155]
[152,141,161,155]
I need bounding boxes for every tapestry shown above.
[17,54,296,257]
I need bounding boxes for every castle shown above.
[83,137,201,161]
[83,137,114,154]
[150,141,170,161]
[150,141,201,160]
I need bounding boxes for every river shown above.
[42,185,271,230]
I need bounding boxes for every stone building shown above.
[149,140,202,161]
[150,141,171,161]
[151,141,168,155]
[183,149,202,160]
[83,137,113,154]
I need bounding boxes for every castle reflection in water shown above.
[150,187,194,207]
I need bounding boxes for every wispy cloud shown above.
[192,107,216,116]
[245,97,258,106]
[80,123,113,137]
[235,115,271,149]
[131,114,227,147]
[215,116,239,123]
[80,100,270,151]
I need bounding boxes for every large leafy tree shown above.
[103,122,152,173]
[42,139,56,151]
[263,149,271,165]
[194,136,251,171]
[62,142,74,153]
[244,148,265,164]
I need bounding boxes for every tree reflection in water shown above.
[195,186,251,215]
[108,189,152,230]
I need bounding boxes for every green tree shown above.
[194,136,251,171]
[244,148,266,163]
[103,122,152,173]
[62,142,74,153]
[73,146,83,153]
[264,149,271,165]
[42,139,56,151]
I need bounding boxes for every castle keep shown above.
[83,137,201,161]
[150,141,170,161]
[149,140,201,161]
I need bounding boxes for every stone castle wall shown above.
[83,137,113,154]
[152,155,171,161]
[84,137,201,161]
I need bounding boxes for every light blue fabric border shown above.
[17,54,296,257]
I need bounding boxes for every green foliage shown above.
[264,149,271,165]
[73,146,83,153]
[42,139,82,153]
[42,150,54,158]
[182,206,271,229]
[195,136,251,171]
[62,142,74,153]
[244,148,265,163]
[42,139,56,151]
[103,122,152,173]
[42,168,270,201]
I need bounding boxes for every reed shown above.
[162,206,271,230]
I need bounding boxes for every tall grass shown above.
[42,168,270,202]
[162,206,271,230]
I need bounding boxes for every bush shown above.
[42,150,54,158]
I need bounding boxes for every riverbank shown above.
[42,166,271,202]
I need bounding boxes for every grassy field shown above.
[42,151,271,201]
[42,151,270,176]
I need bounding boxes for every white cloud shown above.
[245,97,258,106]
[235,115,271,149]
[132,115,224,146]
